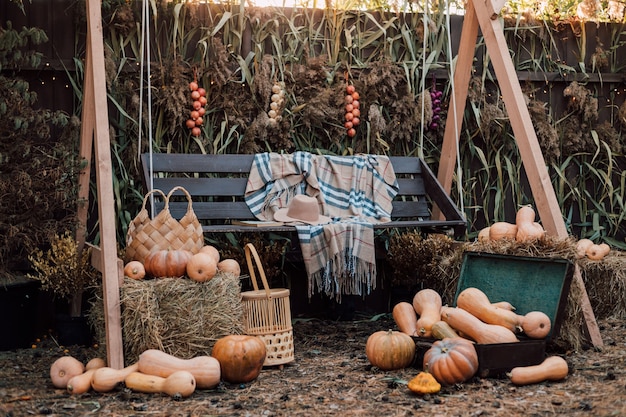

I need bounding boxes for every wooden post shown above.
[436,0,603,347]
[79,0,124,368]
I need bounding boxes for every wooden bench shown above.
[140,153,466,239]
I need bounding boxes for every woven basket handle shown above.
[244,243,271,299]
[141,188,168,213]
[166,186,194,213]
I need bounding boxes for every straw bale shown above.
[579,250,626,319]
[89,272,244,364]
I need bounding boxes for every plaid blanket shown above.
[245,152,399,301]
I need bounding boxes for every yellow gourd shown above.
[137,349,220,389]
[509,356,569,386]
[124,370,196,398]
[407,372,441,394]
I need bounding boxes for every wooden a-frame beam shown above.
[77,0,124,368]
[436,0,603,347]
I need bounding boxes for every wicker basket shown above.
[125,186,204,264]
[242,243,294,367]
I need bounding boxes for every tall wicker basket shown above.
[242,243,294,367]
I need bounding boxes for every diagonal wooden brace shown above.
[436,0,603,347]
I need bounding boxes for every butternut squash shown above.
[576,238,594,259]
[430,320,460,340]
[489,222,517,241]
[392,302,418,336]
[477,227,491,242]
[412,289,442,338]
[91,363,140,393]
[137,349,220,389]
[509,356,569,386]
[85,358,106,370]
[457,287,552,339]
[67,369,95,395]
[457,287,522,332]
[440,306,519,344]
[50,356,85,389]
[516,222,545,242]
[515,205,536,225]
[586,243,611,260]
[492,301,516,311]
[125,370,196,398]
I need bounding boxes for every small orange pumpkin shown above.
[124,261,146,280]
[199,245,220,264]
[144,249,193,278]
[217,258,241,277]
[407,371,441,394]
[423,337,478,385]
[365,330,415,371]
[186,252,218,282]
[211,335,267,383]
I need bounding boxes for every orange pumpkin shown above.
[124,261,146,280]
[144,249,193,278]
[423,337,478,385]
[365,330,415,371]
[217,258,241,277]
[199,245,220,264]
[186,252,218,282]
[211,335,266,383]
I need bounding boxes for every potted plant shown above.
[28,231,99,345]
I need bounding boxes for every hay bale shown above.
[579,250,626,319]
[89,272,244,364]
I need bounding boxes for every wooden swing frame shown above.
[78,0,602,369]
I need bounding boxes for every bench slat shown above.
[160,199,433,223]
[141,153,466,238]
[151,175,426,198]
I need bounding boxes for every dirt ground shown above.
[0,314,624,417]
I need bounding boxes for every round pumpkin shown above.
[217,258,241,277]
[199,245,220,264]
[423,337,478,385]
[144,249,193,278]
[186,252,218,282]
[211,335,266,383]
[365,330,415,371]
[124,261,146,280]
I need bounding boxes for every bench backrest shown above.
[140,153,466,236]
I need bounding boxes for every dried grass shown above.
[579,251,626,320]
[90,273,244,364]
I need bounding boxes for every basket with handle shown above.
[125,186,204,264]
[242,243,294,367]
